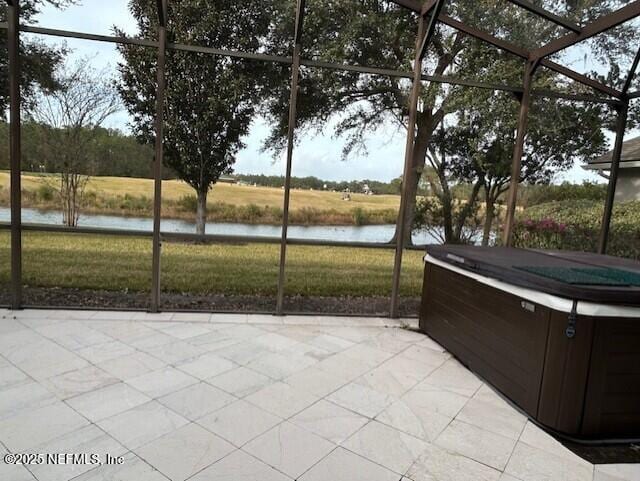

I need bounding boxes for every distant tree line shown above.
[0,121,163,179]
[235,174,411,195]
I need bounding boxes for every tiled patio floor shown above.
[0,309,637,481]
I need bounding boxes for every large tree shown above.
[263,0,639,244]
[417,86,608,245]
[0,0,70,114]
[117,0,283,234]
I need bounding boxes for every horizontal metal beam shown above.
[2,23,620,105]
[540,58,622,98]
[532,88,622,105]
[437,14,620,98]
[506,0,581,33]
[532,1,640,59]
[19,24,159,47]
[438,13,529,59]
[167,42,290,64]
[0,222,426,251]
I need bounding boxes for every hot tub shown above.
[420,245,640,439]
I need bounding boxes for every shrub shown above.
[352,207,369,226]
[36,183,56,202]
[514,200,640,260]
[521,182,606,207]
[177,194,198,213]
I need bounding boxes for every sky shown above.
[27,0,640,184]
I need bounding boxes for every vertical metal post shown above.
[389,14,427,319]
[598,101,628,254]
[150,0,167,312]
[276,0,305,315]
[7,0,22,309]
[502,61,536,247]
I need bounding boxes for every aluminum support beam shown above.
[622,47,640,95]
[276,0,305,315]
[438,14,621,98]
[598,102,629,254]
[7,0,22,309]
[418,0,446,60]
[532,1,640,60]
[506,0,581,33]
[390,13,428,318]
[0,23,620,104]
[502,61,537,246]
[150,0,167,312]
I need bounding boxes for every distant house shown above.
[584,136,640,202]
[218,175,237,184]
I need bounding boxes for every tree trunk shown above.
[482,195,495,246]
[391,122,433,246]
[196,189,207,235]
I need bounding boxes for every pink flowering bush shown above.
[512,200,640,260]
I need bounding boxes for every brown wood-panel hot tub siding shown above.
[420,263,550,415]
[420,261,640,439]
[581,318,640,438]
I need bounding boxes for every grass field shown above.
[0,232,424,298]
[0,172,401,224]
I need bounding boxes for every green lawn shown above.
[0,232,424,298]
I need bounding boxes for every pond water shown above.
[0,207,439,245]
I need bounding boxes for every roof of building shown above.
[585,136,640,171]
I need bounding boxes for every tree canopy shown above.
[116,0,288,234]
[262,0,639,243]
[0,0,71,115]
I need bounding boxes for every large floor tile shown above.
[42,365,119,400]
[243,421,335,479]
[355,354,432,398]
[291,399,368,444]
[594,464,640,481]
[198,399,282,446]
[190,449,292,481]
[327,382,396,418]
[97,400,189,450]
[72,452,167,481]
[76,340,135,364]
[419,359,483,397]
[66,381,151,422]
[125,367,198,399]
[283,365,350,398]
[0,381,57,420]
[158,382,235,421]
[299,447,399,481]
[245,381,319,419]
[0,401,89,451]
[135,422,234,481]
[142,340,207,364]
[247,351,318,380]
[455,394,527,441]
[407,443,502,481]
[36,321,113,351]
[505,441,594,481]
[29,424,126,481]
[207,366,273,397]
[435,419,517,471]
[174,352,236,380]
[97,351,166,380]
[342,420,429,475]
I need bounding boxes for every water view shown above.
[0,207,438,245]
